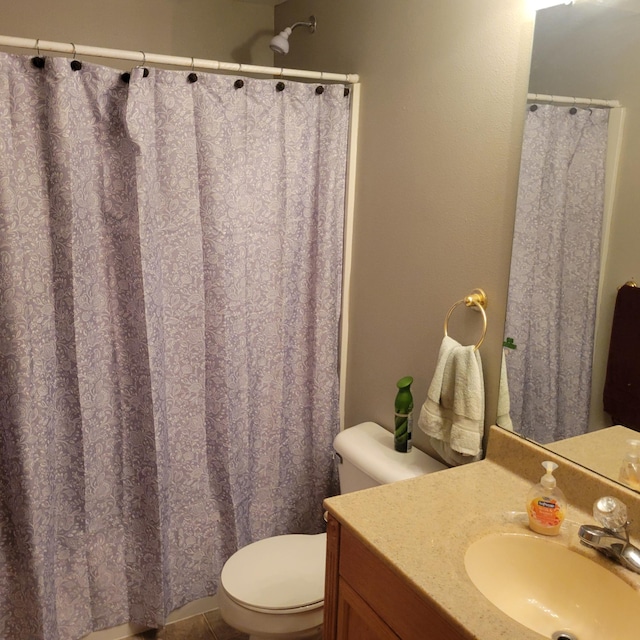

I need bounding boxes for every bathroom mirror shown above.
[498,0,640,487]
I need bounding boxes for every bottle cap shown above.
[396,376,413,389]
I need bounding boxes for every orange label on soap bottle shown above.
[529,497,562,527]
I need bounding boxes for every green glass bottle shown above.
[394,376,414,453]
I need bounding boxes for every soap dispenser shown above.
[526,461,566,536]
[619,439,640,491]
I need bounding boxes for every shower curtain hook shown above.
[569,95,578,115]
[70,43,82,71]
[136,51,150,77]
[31,38,46,68]
[187,57,198,83]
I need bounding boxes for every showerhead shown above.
[269,16,316,55]
[269,27,293,55]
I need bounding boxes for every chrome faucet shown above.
[578,496,640,575]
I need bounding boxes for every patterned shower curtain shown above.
[0,53,350,640]
[503,104,609,444]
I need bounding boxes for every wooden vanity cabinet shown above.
[323,515,470,640]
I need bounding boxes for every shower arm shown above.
[289,16,317,34]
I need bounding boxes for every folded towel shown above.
[496,348,514,432]
[603,284,640,430]
[418,336,485,465]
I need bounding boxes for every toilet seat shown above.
[221,533,327,614]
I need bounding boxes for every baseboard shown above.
[82,595,219,640]
[166,595,218,623]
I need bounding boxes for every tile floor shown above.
[133,610,249,640]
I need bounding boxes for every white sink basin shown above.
[464,532,640,639]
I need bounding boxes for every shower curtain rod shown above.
[527,93,620,108]
[0,35,360,84]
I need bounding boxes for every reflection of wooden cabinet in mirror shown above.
[324,516,469,640]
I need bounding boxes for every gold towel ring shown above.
[443,288,488,351]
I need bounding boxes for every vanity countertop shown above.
[548,424,639,487]
[323,426,640,640]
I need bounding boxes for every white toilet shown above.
[218,421,447,639]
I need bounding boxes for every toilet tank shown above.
[333,421,447,493]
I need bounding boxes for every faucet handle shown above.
[593,496,628,532]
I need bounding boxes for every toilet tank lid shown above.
[333,421,447,484]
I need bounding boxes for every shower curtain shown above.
[0,53,350,640]
[504,103,609,444]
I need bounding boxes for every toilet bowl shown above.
[218,422,447,638]
[219,533,325,639]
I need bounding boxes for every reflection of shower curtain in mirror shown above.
[504,104,609,444]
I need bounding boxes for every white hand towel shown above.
[418,336,485,465]
[418,336,459,441]
[496,348,514,432]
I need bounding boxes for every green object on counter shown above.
[394,376,414,453]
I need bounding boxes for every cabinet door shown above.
[337,578,401,640]
[339,528,470,640]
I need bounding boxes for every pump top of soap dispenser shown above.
[619,440,640,490]
[624,439,640,462]
[540,461,558,489]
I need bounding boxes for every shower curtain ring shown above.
[140,51,146,66]
[35,39,40,56]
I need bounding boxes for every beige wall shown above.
[276,0,535,445]
[0,0,274,67]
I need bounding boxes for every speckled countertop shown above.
[548,425,639,488]
[323,426,640,640]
